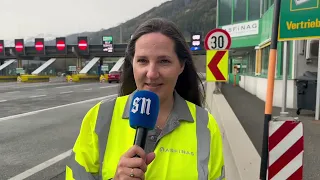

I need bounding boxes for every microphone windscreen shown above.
[129,90,160,130]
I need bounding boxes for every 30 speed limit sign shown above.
[204,29,231,50]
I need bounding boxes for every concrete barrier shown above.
[18,75,50,83]
[205,82,260,180]
[49,76,67,82]
[0,76,18,82]
[66,74,101,83]
[77,74,99,82]
[99,74,109,83]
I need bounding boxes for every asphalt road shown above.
[0,82,119,117]
[222,83,320,180]
[0,80,207,180]
[0,82,119,180]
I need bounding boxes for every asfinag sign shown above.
[222,20,259,38]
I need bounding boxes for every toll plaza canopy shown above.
[0,37,206,60]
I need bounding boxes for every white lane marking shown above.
[6,91,20,94]
[7,97,116,180]
[1,82,67,89]
[36,89,44,91]
[100,85,118,89]
[8,150,73,180]
[0,94,118,123]
[55,83,100,89]
[84,88,92,91]
[29,95,47,98]
[60,91,73,94]
[0,100,7,103]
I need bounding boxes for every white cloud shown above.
[0,0,170,40]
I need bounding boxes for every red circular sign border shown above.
[0,44,3,53]
[56,40,66,51]
[204,28,232,50]
[15,41,24,52]
[35,41,44,51]
[78,39,88,51]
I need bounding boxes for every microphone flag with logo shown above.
[129,90,160,150]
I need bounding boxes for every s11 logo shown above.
[131,97,151,115]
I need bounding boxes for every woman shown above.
[66,18,225,180]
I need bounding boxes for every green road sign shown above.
[278,0,320,41]
[101,65,109,71]
[103,36,113,41]
[69,66,76,72]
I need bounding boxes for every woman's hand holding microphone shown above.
[114,145,155,180]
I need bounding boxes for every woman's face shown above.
[132,32,184,102]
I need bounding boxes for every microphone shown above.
[129,90,160,150]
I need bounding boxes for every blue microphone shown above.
[129,90,159,150]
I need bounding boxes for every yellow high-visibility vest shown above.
[66,92,225,180]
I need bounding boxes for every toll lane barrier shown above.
[66,74,106,83]
[0,76,18,82]
[100,74,109,83]
[17,75,50,83]
[66,75,78,82]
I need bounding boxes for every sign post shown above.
[259,0,310,179]
[233,65,238,87]
[259,0,282,178]
[204,28,231,93]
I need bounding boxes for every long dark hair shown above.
[119,18,205,107]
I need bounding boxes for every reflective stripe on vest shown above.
[67,152,99,180]
[95,98,116,179]
[94,95,223,179]
[66,99,116,180]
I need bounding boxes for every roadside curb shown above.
[206,82,260,180]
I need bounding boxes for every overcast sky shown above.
[0,0,169,40]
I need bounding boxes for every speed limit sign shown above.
[204,29,231,50]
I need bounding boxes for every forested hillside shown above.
[46,0,217,45]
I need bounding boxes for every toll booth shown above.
[68,66,77,75]
[79,57,101,75]
[0,59,17,75]
[31,58,57,76]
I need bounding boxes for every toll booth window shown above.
[218,0,232,26]
[248,0,261,20]
[233,0,247,23]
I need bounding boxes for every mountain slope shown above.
[7,0,217,46]
[53,0,217,45]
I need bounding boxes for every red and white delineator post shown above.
[267,116,304,180]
